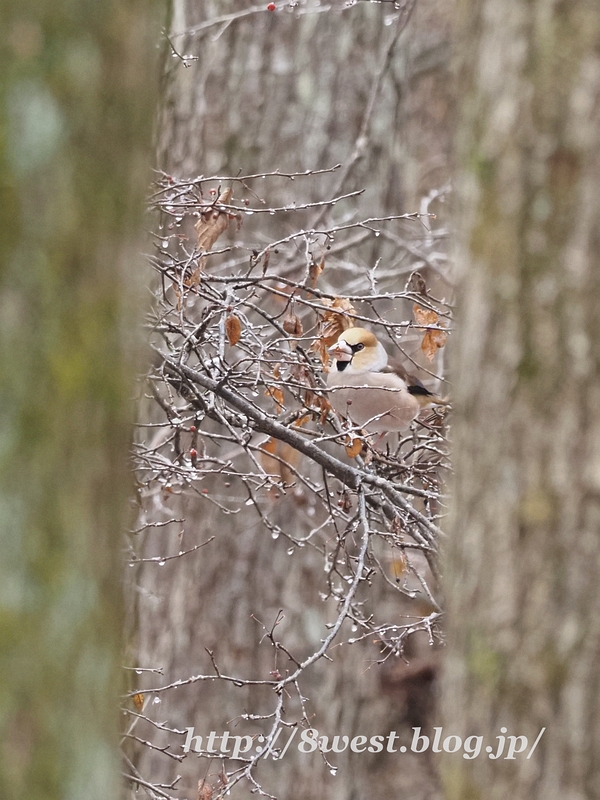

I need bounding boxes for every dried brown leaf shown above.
[132,692,144,710]
[320,297,356,344]
[261,438,277,456]
[421,328,448,361]
[317,395,332,425]
[413,304,447,362]
[345,437,363,459]
[185,267,203,288]
[197,780,213,800]
[413,304,439,327]
[195,188,236,270]
[218,766,228,790]
[283,311,303,337]
[259,438,278,478]
[259,438,301,488]
[338,489,352,512]
[311,297,356,367]
[262,246,271,273]
[391,552,408,581]
[293,414,312,428]
[408,271,428,296]
[225,314,242,346]
[264,365,285,412]
[265,384,285,412]
[309,256,325,287]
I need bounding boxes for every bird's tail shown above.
[407,384,450,409]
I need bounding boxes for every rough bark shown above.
[0,3,160,799]
[445,1,600,798]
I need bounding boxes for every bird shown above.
[326,327,448,434]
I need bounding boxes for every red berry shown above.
[190,448,197,458]
[267,2,276,9]
[189,425,197,432]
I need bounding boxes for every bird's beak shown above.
[328,340,353,361]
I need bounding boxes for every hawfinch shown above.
[326,328,447,434]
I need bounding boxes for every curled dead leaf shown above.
[391,552,408,581]
[283,311,303,337]
[259,438,301,488]
[218,765,228,790]
[197,780,213,800]
[421,328,448,361]
[293,414,312,428]
[407,271,428,296]
[413,304,438,327]
[311,297,356,367]
[260,437,277,455]
[317,395,332,425]
[345,437,363,459]
[262,246,271,273]
[265,385,285,412]
[132,692,144,710]
[264,365,285,412]
[308,256,325,287]
[195,188,239,271]
[320,297,356,344]
[413,304,447,362]
[338,488,352,512]
[225,314,242,346]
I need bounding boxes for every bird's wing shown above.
[383,359,432,396]
[383,359,450,405]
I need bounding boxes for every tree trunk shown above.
[132,2,454,799]
[444,1,600,798]
[0,4,160,799]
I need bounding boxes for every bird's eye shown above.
[353,343,365,352]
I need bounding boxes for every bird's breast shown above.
[326,370,419,433]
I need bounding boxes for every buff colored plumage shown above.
[326,327,447,434]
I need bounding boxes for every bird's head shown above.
[328,327,388,374]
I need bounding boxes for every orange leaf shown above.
[132,692,144,710]
[259,438,301,487]
[320,297,356,344]
[421,328,448,361]
[265,385,285,411]
[345,437,363,458]
[309,256,325,287]
[413,304,439,327]
[293,414,312,428]
[225,314,242,346]
[413,304,447,361]
[186,267,203,288]
[311,297,356,367]
[391,553,408,581]
[265,366,284,411]
[318,395,332,425]
[259,438,278,477]
[261,438,277,455]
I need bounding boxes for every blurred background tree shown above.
[4,1,597,798]
[445,1,600,799]
[0,2,160,799]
